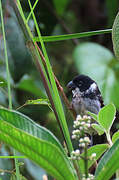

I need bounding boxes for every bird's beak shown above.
[67,81,76,90]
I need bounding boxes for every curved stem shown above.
[106,131,113,146]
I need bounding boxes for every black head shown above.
[67,75,95,92]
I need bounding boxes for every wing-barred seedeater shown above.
[67,74,104,115]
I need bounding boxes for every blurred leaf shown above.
[78,144,108,174]
[53,0,69,16]
[0,108,76,180]
[98,104,116,132]
[73,42,119,109]
[91,124,105,135]
[5,15,33,81]
[0,82,5,87]
[25,99,52,111]
[16,74,46,98]
[95,139,119,180]
[112,131,119,143]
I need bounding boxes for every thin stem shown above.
[26,0,39,22]
[84,145,88,178]
[0,0,12,109]
[33,29,112,42]
[0,1,20,180]
[0,156,25,158]
[14,152,20,180]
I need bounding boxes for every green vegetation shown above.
[0,0,119,179]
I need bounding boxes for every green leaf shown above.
[112,131,119,143]
[0,108,76,180]
[25,99,52,111]
[73,42,119,108]
[91,124,105,135]
[78,144,108,174]
[0,81,4,87]
[95,139,119,180]
[98,104,116,132]
[112,11,119,60]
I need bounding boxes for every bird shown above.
[67,74,106,146]
[67,74,104,116]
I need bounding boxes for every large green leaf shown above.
[98,104,116,132]
[0,108,77,180]
[73,42,119,109]
[95,139,119,180]
[78,144,108,174]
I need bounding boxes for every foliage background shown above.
[0,0,119,179]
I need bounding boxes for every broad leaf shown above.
[95,139,119,180]
[98,104,116,132]
[0,108,76,180]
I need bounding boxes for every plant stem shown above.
[0,0,12,109]
[84,145,88,178]
[106,132,113,146]
[0,1,20,180]
[33,29,112,42]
